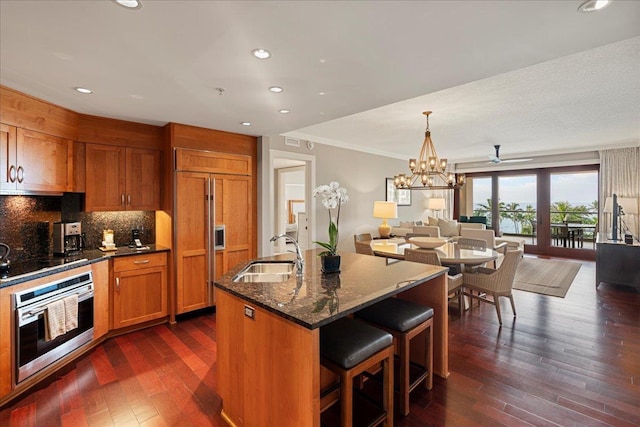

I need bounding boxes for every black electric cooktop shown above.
[0,255,88,281]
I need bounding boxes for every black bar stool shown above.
[320,317,394,427]
[356,298,433,416]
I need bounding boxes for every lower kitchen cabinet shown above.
[112,252,167,329]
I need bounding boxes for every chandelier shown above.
[394,111,465,190]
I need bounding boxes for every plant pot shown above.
[321,255,341,274]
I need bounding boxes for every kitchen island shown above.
[214,250,448,426]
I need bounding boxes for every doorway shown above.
[275,163,306,254]
[259,148,315,257]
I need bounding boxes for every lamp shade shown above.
[373,201,398,219]
[427,198,446,211]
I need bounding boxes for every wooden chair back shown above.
[354,233,373,243]
[354,240,374,255]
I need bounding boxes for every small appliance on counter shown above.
[100,229,117,251]
[53,222,85,256]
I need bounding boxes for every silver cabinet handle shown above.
[134,259,150,265]
[121,194,125,206]
[127,194,131,205]
[116,277,120,292]
[16,166,24,183]
[8,165,16,183]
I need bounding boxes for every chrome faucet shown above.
[270,234,304,276]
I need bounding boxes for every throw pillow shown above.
[399,221,413,228]
[413,220,423,226]
[438,218,459,237]
[427,216,439,226]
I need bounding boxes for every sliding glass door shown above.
[465,165,598,260]
[549,171,598,251]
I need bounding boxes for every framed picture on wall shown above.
[385,178,411,206]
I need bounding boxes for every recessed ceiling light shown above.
[319,92,325,96]
[74,87,93,94]
[578,0,611,12]
[114,0,142,9]
[241,122,251,126]
[269,86,283,93]
[252,49,271,59]
[279,109,291,114]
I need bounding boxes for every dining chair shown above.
[404,248,464,316]
[462,249,522,325]
[354,240,374,255]
[456,237,486,250]
[459,228,506,267]
[354,233,373,243]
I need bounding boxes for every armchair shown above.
[462,250,522,325]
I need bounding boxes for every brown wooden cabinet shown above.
[85,143,160,211]
[174,149,253,314]
[1,124,73,193]
[111,252,167,329]
[175,171,211,314]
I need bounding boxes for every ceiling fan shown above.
[487,145,532,164]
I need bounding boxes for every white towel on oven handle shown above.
[63,294,79,332]
[45,299,66,341]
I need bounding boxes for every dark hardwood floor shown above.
[2,256,639,426]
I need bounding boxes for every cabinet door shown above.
[0,124,17,192]
[175,172,211,314]
[215,175,253,278]
[85,144,126,211]
[18,129,73,192]
[113,266,167,329]
[126,148,160,210]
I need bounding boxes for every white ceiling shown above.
[1,1,639,164]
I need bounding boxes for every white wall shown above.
[259,135,431,254]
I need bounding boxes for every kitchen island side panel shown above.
[217,289,320,427]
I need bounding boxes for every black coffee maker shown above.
[53,222,84,256]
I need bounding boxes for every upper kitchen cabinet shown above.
[1,124,73,194]
[85,143,160,211]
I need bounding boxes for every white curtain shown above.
[599,147,640,240]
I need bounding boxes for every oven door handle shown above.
[19,290,94,323]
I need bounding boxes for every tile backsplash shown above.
[0,194,155,263]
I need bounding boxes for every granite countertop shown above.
[215,249,447,330]
[0,244,170,288]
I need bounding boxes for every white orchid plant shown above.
[313,181,349,256]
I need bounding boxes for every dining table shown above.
[371,240,500,270]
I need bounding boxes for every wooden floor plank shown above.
[1,256,639,426]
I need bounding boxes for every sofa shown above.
[391,218,525,251]
[391,218,486,238]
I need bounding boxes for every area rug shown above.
[513,257,581,298]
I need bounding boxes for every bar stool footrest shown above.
[320,388,388,427]
[362,357,430,394]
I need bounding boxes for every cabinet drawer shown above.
[113,252,166,272]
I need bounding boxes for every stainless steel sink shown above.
[233,261,295,283]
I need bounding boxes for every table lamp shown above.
[373,201,397,238]
[427,198,446,219]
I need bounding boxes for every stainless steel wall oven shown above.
[13,272,94,385]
